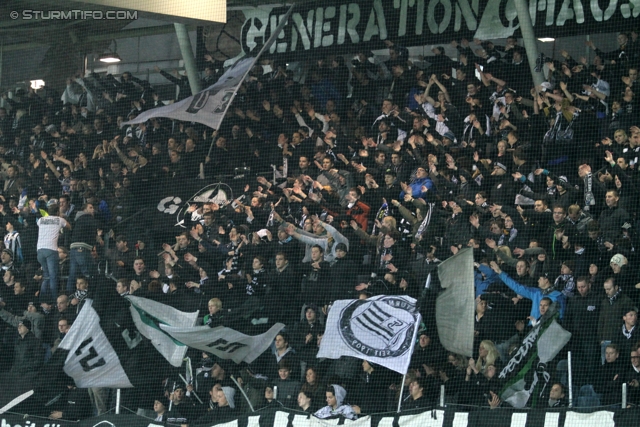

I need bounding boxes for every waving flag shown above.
[436,248,475,357]
[122,5,294,130]
[318,295,421,375]
[126,295,199,367]
[499,312,571,408]
[54,291,172,389]
[160,322,284,365]
[59,299,135,388]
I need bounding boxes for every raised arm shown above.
[40,151,61,179]
[321,221,349,249]
[490,261,535,300]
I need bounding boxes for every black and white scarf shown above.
[608,287,623,304]
[623,324,636,339]
[583,173,595,211]
[415,203,435,240]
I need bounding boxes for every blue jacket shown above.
[399,176,436,200]
[499,272,565,321]
[475,264,500,298]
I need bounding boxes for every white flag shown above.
[122,5,294,130]
[121,58,254,129]
[59,299,133,388]
[126,295,199,367]
[160,322,284,364]
[436,247,475,358]
[317,295,421,375]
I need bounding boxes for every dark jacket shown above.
[626,366,640,405]
[565,291,600,343]
[292,318,324,365]
[353,367,396,414]
[69,211,98,249]
[51,387,93,421]
[401,394,431,412]
[12,331,44,375]
[614,324,640,363]
[328,257,358,303]
[273,378,301,409]
[599,205,630,244]
[595,358,626,405]
[598,292,634,342]
[300,261,331,306]
[269,264,301,324]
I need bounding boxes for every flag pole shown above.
[168,381,176,411]
[231,375,255,412]
[397,311,422,413]
[0,390,34,414]
[179,373,203,404]
[396,373,407,413]
[567,351,573,408]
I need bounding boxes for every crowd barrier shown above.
[3,405,639,427]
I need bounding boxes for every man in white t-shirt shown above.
[37,204,71,301]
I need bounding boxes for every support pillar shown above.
[174,23,201,95]
[513,0,545,88]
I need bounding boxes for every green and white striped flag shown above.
[498,313,571,408]
[126,295,199,367]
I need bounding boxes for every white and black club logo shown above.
[339,296,418,358]
[157,183,233,227]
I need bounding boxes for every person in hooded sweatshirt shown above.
[314,384,357,420]
[216,386,239,423]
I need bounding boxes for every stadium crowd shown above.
[0,29,639,424]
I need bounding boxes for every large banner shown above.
[0,406,635,427]
[240,0,640,58]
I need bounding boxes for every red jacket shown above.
[347,201,371,231]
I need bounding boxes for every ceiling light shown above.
[30,80,45,90]
[99,52,122,63]
[99,39,122,63]
[538,38,555,42]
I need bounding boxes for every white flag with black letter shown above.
[160,322,285,364]
[317,295,421,375]
[58,299,133,388]
[121,58,254,129]
[122,5,294,130]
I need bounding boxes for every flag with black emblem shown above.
[317,295,421,375]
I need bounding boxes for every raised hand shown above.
[489,261,502,274]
